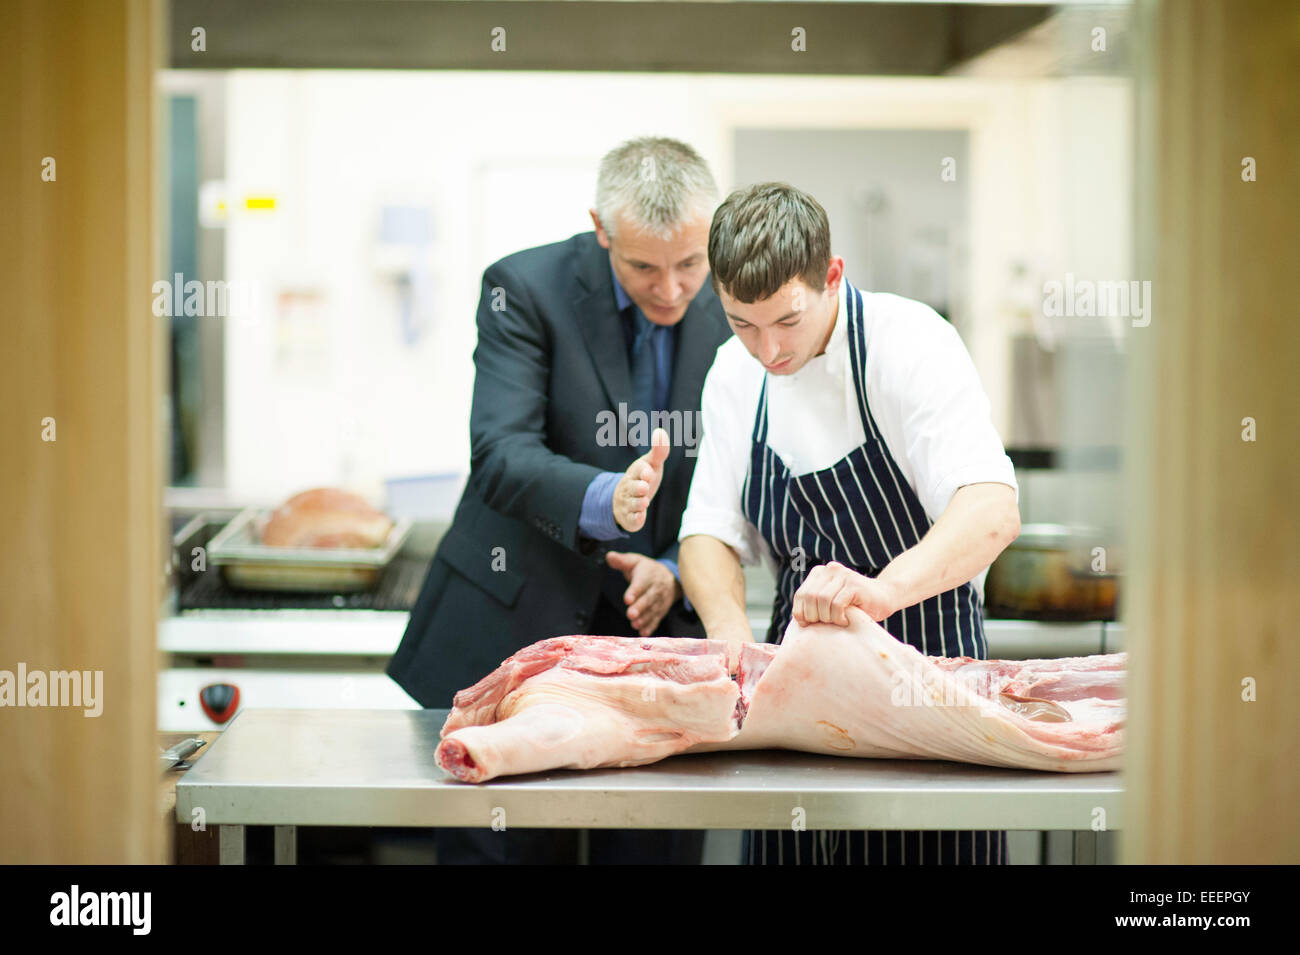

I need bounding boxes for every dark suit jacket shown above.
[387,231,731,708]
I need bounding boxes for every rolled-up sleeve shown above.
[677,349,766,566]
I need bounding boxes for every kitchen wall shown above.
[212,70,1131,517]
[733,127,971,327]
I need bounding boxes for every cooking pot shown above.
[983,523,1120,621]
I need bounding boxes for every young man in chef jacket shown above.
[678,182,1021,866]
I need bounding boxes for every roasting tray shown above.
[206,506,412,593]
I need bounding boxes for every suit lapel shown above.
[573,236,634,412]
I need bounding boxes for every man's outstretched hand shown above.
[605,551,682,637]
[613,427,670,533]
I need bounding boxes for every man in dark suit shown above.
[386,137,731,864]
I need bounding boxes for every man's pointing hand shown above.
[613,427,670,533]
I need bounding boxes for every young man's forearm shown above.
[877,482,1020,611]
[679,534,754,650]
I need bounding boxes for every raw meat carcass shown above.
[436,609,1125,783]
[435,636,741,783]
[260,488,393,548]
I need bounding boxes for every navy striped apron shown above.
[740,280,1007,865]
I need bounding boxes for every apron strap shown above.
[751,375,770,444]
[843,280,880,444]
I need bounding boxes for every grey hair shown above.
[594,137,719,241]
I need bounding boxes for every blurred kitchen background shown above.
[160,2,1133,862]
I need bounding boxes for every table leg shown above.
[219,824,246,865]
[274,825,298,865]
[1073,830,1097,865]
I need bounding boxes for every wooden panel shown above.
[0,0,164,863]
[1125,0,1300,863]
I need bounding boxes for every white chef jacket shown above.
[678,276,1018,598]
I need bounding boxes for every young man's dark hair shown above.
[707,182,832,303]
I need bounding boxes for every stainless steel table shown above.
[175,708,1123,864]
